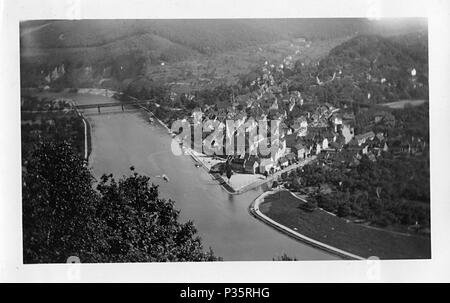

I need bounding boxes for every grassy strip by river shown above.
[256,190,431,260]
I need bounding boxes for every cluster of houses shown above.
[175,55,427,177]
[197,92,426,176]
[183,96,364,176]
[174,59,358,175]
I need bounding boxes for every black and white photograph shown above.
[1,0,450,284]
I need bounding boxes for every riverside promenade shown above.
[188,150,317,195]
[230,157,316,195]
[122,92,317,195]
[249,189,365,260]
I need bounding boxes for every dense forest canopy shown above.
[22,140,220,263]
[258,32,429,106]
[297,153,430,228]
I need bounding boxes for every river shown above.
[45,92,339,261]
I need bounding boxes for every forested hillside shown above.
[21,19,426,51]
[20,18,427,89]
[286,32,428,105]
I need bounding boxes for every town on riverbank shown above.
[20,19,430,261]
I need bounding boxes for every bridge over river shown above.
[75,100,153,112]
[34,91,339,261]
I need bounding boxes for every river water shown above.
[54,92,339,261]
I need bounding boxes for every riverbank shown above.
[184,148,265,194]
[47,88,315,195]
[254,189,431,259]
[128,93,313,195]
[27,89,339,260]
[129,100,241,194]
[83,115,92,162]
[186,148,317,195]
[71,100,92,162]
[250,189,363,260]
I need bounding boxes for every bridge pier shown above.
[98,105,100,113]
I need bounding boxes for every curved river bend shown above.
[67,93,338,261]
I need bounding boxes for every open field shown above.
[259,190,431,259]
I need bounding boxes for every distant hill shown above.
[21,18,427,53]
[292,31,428,104]
[322,33,428,77]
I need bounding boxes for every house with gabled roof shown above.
[330,112,343,132]
[244,155,260,174]
[285,153,296,164]
[259,158,275,174]
[291,116,308,137]
[340,122,354,144]
[278,156,289,169]
[230,157,246,173]
[280,122,292,137]
[352,131,375,146]
[293,142,308,159]
[191,107,203,121]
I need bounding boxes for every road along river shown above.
[55,92,339,261]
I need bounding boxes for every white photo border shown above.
[1,0,449,282]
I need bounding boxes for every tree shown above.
[337,203,351,218]
[95,169,219,262]
[22,140,220,263]
[225,162,233,180]
[23,140,106,263]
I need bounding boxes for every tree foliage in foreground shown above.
[22,140,219,263]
